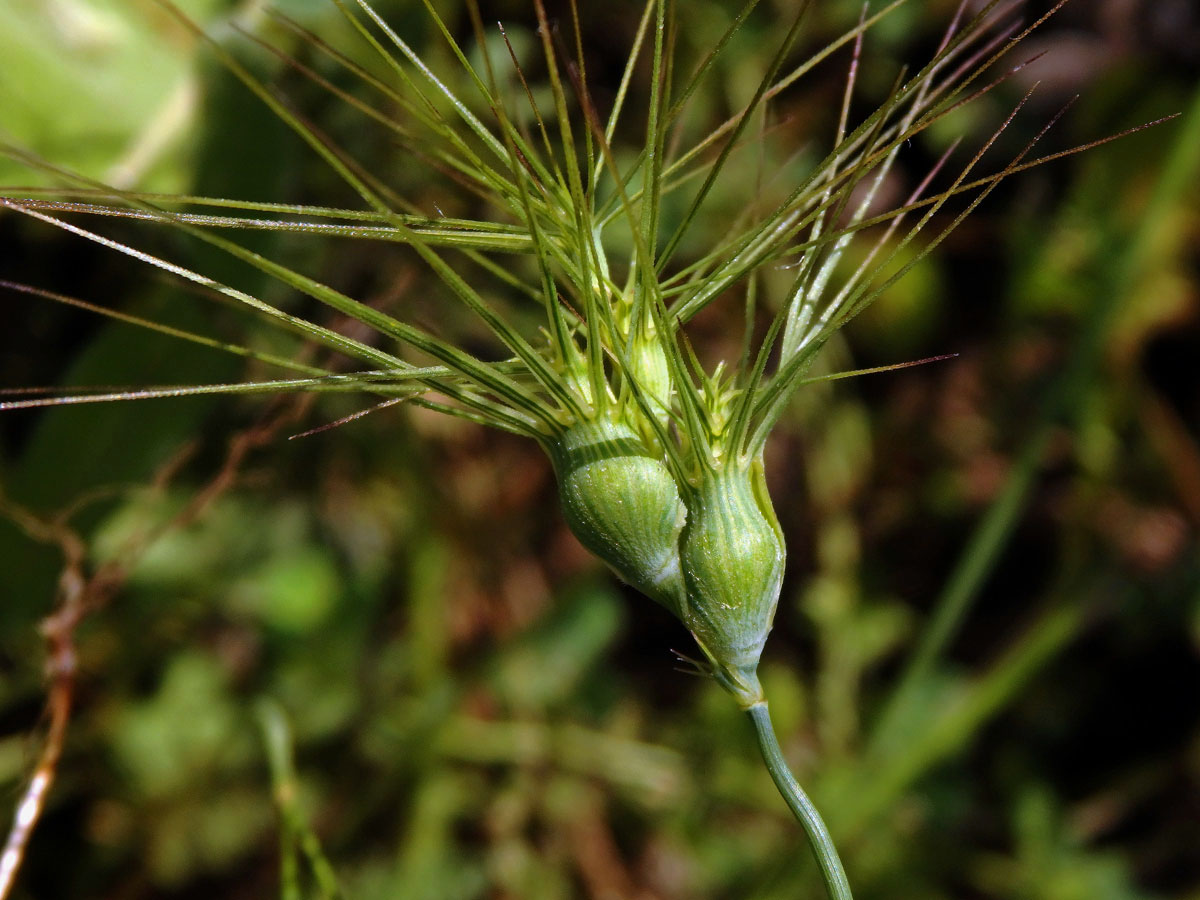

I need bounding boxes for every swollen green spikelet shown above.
[550,419,687,612]
[679,458,784,706]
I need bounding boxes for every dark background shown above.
[0,1,1197,897]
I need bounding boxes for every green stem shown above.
[746,701,852,900]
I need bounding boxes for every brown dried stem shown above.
[0,394,311,899]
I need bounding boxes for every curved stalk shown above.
[746,700,852,900]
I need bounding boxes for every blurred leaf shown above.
[489,583,624,712]
[109,651,247,798]
[0,0,220,188]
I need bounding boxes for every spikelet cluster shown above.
[1,0,1097,706]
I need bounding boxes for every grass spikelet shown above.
[0,1,1174,897]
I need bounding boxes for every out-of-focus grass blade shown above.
[869,83,1200,758]
[257,700,343,900]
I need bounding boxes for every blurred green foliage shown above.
[1,1,1198,898]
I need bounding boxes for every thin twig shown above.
[0,500,118,900]
[0,394,311,899]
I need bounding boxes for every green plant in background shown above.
[0,0,1190,898]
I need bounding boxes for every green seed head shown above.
[549,420,687,614]
[627,325,673,434]
[549,396,785,706]
[679,459,784,706]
